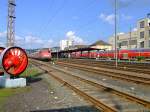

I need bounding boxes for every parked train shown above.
[70,49,150,60]
[29,48,51,61]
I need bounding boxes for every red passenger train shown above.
[70,49,150,60]
[30,48,51,61]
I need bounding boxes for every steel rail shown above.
[30,59,150,111]
[31,60,117,112]
[60,59,150,68]
[56,62,150,85]
[59,59,150,74]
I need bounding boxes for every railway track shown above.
[30,59,150,112]
[58,59,150,74]
[55,61,150,85]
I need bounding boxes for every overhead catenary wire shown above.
[37,0,55,36]
[40,0,98,39]
[39,0,67,38]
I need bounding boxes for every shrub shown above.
[136,56,145,61]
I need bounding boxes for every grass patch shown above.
[21,65,40,78]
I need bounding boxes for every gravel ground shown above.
[2,69,100,112]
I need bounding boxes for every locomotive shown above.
[70,49,150,60]
[29,48,51,61]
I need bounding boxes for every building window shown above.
[140,21,145,28]
[140,31,144,38]
[140,41,144,48]
[129,40,137,45]
[117,43,121,48]
[121,41,128,46]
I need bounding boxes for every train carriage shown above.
[71,48,150,61]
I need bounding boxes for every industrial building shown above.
[109,14,150,50]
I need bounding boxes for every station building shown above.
[90,40,112,50]
[109,14,150,50]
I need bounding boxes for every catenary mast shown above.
[7,0,16,47]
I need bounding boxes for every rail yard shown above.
[1,46,150,111]
[27,58,150,112]
[1,0,150,112]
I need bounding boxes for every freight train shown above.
[70,49,150,60]
[29,48,51,61]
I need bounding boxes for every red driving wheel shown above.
[2,47,28,77]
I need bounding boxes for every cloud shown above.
[99,13,132,24]
[15,35,53,48]
[0,31,54,48]
[0,42,5,47]
[0,31,7,47]
[0,31,7,38]
[66,31,84,44]
[132,28,137,31]
[99,13,115,24]
[66,31,75,38]
[23,35,54,48]
[25,35,43,44]
[43,39,53,48]
[118,32,125,35]
[121,14,132,20]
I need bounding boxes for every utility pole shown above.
[114,0,118,67]
[129,26,132,49]
[7,0,16,47]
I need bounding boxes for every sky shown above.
[0,0,150,49]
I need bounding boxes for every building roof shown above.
[73,45,89,48]
[90,40,111,46]
[51,47,105,54]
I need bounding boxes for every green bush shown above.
[136,56,145,61]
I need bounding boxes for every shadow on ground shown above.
[30,106,100,112]
[25,71,47,84]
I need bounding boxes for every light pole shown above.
[114,0,118,68]
[57,49,59,60]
